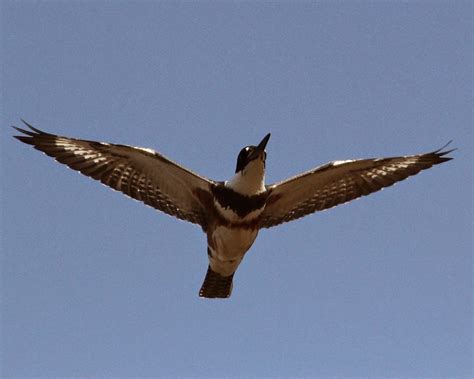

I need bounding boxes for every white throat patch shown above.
[225,159,266,195]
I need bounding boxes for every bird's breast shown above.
[213,199,265,223]
[211,184,268,221]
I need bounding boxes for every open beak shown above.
[251,133,271,160]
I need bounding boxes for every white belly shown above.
[208,226,258,276]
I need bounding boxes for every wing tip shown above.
[431,140,456,164]
[20,119,51,135]
[12,119,50,137]
[433,140,456,155]
[12,120,54,145]
[13,135,36,145]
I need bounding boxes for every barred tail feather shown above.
[199,266,234,299]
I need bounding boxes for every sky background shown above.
[1,1,472,378]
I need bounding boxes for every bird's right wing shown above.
[259,145,454,228]
[13,121,214,227]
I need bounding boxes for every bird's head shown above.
[235,133,271,174]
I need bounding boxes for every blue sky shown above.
[1,1,472,378]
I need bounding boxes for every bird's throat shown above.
[225,161,266,195]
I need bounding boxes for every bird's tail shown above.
[199,266,234,299]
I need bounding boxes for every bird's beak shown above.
[253,133,271,159]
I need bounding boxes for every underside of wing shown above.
[259,144,454,228]
[13,120,214,227]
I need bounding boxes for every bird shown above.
[13,120,454,298]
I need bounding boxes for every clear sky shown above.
[1,1,472,378]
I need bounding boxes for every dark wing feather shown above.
[13,120,214,226]
[259,144,454,228]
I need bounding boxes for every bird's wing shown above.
[13,121,214,227]
[259,144,454,228]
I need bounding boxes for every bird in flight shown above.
[13,120,454,298]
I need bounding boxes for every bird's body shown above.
[198,136,270,296]
[13,121,454,298]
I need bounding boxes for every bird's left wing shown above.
[259,144,454,228]
[13,121,214,227]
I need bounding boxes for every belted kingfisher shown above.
[13,120,454,298]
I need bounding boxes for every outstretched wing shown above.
[13,120,214,227]
[259,144,454,228]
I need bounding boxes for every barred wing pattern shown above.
[260,145,454,228]
[13,121,214,226]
